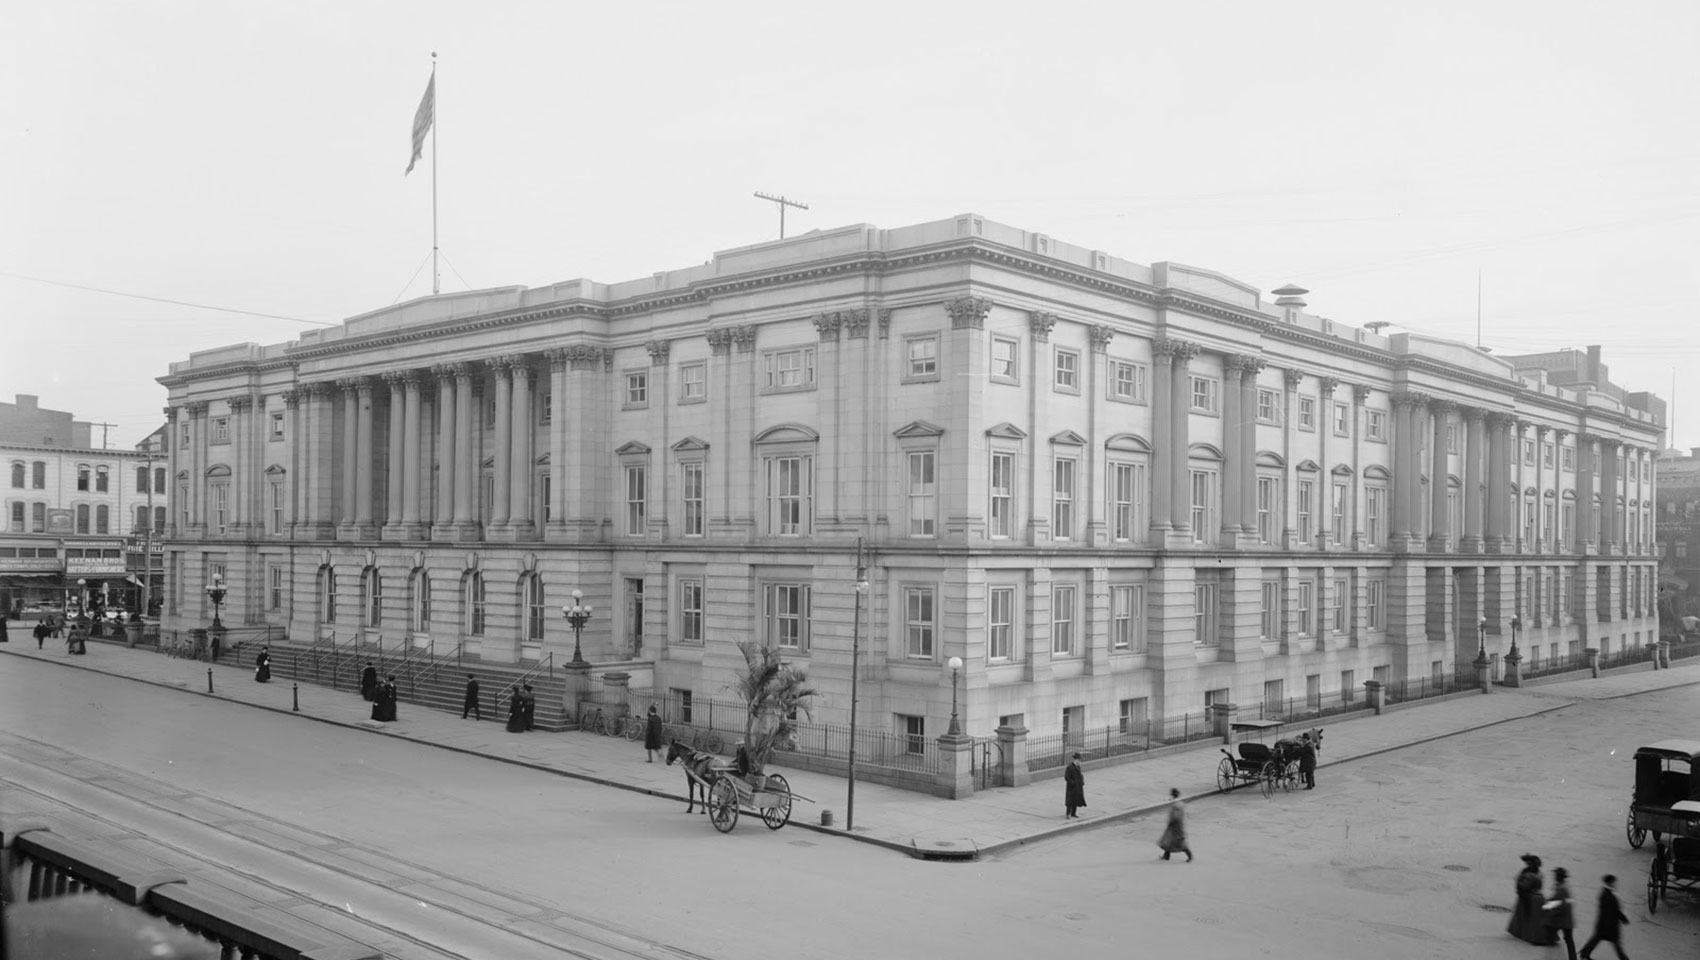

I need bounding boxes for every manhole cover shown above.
[1444,865,1470,872]
[1475,819,1496,824]
[788,840,816,848]
[1480,904,1511,913]
[1065,913,1087,921]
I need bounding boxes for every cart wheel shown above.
[1281,761,1299,793]
[1216,757,1236,793]
[709,779,740,833]
[1627,808,1646,849]
[1647,851,1663,913]
[1260,762,1278,798]
[626,718,646,742]
[700,731,725,755]
[760,774,793,830]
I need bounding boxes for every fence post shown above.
[292,684,299,712]
[995,721,1030,787]
[206,669,213,694]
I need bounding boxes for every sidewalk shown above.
[4,637,1696,859]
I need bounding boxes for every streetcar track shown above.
[2,732,718,960]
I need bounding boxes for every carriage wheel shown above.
[708,779,740,833]
[700,731,725,755]
[1646,849,1664,913]
[1216,758,1236,793]
[1627,808,1646,849]
[1260,762,1278,798]
[1281,761,1299,793]
[760,774,793,830]
[626,718,646,742]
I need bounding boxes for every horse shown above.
[1272,727,1324,788]
[665,739,722,815]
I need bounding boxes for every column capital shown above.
[335,376,369,393]
[1552,428,1569,441]
[544,348,571,370]
[944,296,994,330]
[1463,406,1487,424]
[730,324,757,353]
[812,312,841,341]
[1429,397,1455,415]
[1534,423,1550,437]
[1153,337,1199,362]
[646,338,672,365]
[1351,383,1373,403]
[486,354,524,376]
[1391,390,1427,409]
[842,307,870,339]
[226,394,255,412]
[280,390,300,409]
[552,345,609,371]
[1487,411,1517,428]
[510,361,536,384]
[878,308,892,339]
[430,361,470,381]
[706,328,734,356]
[1089,323,1114,353]
[1282,368,1304,389]
[1028,310,1057,341]
[1224,353,1256,377]
[163,405,177,418]
[379,370,412,390]
[1318,375,1340,395]
[301,382,333,399]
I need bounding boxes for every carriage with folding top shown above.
[1216,720,1322,798]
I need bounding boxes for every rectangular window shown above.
[990,337,1019,382]
[901,715,926,755]
[1264,679,1285,709]
[1331,577,1348,632]
[77,468,89,491]
[765,583,810,651]
[541,391,552,423]
[1110,584,1141,652]
[1298,479,1314,544]
[1367,579,1385,630]
[907,451,937,537]
[905,335,939,380]
[95,470,108,493]
[904,586,935,659]
[1297,579,1314,636]
[1109,461,1144,542]
[1256,476,1278,543]
[1194,582,1218,645]
[766,456,812,536]
[1052,456,1076,540]
[1190,468,1216,542]
[1334,402,1350,436]
[1341,670,1356,703]
[31,503,46,532]
[1110,360,1147,402]
[1523,439,1535,465]
[1331,482,1348,544]
[988,586,1014,660]
[1562,502,1574,549]
[1119,698,1147,735]
[763,348,817,392]
[625,465,647,536]
[212,417,230,443]
[155,467,166,493]
[213,484,229,534]
[1299,396,1316,431]
[468,576,485,635]
[1052,585,1076,655]
[1190,375,1218,413]
[270,412,285,439]
[681,462,705,537]
[136,466,149,493]
[1562,446,1574,472]
[1257,388,1279,424]
[679,362,706,401]
[1366,486,1385,546]
[9,502,21,532]
[989,452,1014,538]
[1367,410,1386,441]
[1260,580,1280,638]
[269,566,283,610]
[625,372,649,406]
[1543,442,1554,468]
[269,481,285,534]
[1053,348,1080,391]
[680,579,704,643]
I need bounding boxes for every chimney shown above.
[1272,284,1309,324]
[1586,345,1602,383]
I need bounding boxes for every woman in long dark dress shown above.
[1063,752,1086,818]
[506,689,526,732]
[360,662,378,702]
[1158,787,1193,861]
[1508,854,1550,943]
[643,705,664,762]
[253,646,272,683]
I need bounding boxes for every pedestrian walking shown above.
[1063,752,1086,818]
[643,704,664,762]
[369,676,398,722]
[521,684,536,731]
[1578,874,1629,960]
[1509,854,1553,944]
[462,674,481,719]
[1,612,9,643]
[1545,867,1578,960]
[253,645,272,683]
[34,619,48,649]
[1158,788,1193,861]
[1298,732,1318,789]
[506,688,526,733]
[360,661,378,702]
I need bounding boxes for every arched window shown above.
[76,466,90,491]
[75,503,90,534]
[9,501,22,532]
[10,462,23,488]
[409,569,431,631]
[522,573,545,641]
[95,504,109,534]
[362,567,382,627]
[464,572,486,636]
[319,567,337,623]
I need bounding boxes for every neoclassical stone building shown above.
[157,214,1664,741]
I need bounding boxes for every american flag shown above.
[405,73,434,175]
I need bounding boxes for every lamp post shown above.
[946,655,963,737]
[562,589,592,665]
[846,537,869,832]
[77,578,87,616]
[205,575,227,631]
[1507,615,1522,660]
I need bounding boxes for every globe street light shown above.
[946,655,964,737]
[846,538,870,832]
[1508,615,1523,660]
[562,589,592,665]
[205,575,227,631]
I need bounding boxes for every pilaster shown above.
[1428,399,1453,552]
[381,372,408,540]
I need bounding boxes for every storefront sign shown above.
[67,557,128,575]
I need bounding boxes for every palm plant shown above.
[734,640,817,772]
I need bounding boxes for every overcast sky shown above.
[5,1,1697,451]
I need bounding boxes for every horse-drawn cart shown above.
[667,740,809,833]
[1626,740,1700,850]
[1647,807,1700,914]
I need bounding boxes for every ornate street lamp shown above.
[846,538,869,832]
[205,575,227,631]
[1508,615,1523,660]
[562,589,592,665]
[1476,616,1488,658]
[946,655,964,737]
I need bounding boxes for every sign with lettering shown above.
[66,557,128,575]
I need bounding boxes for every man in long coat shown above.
[461,674,481,720]
[1064,752,1086,818]
[1578,874,1629,959]
[360,662,379,702]
[1298,733,1318,789]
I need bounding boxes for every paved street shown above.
[3,641,1698,959]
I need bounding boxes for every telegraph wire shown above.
[0,271,336,327]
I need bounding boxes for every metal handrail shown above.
[494,652,554,707]
[289,633,335,683]
[400,641,463,700]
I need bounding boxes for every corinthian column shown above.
[354,379,377,535]
[336,379,362,534]
[1163,339,1198,540]
[1151,340,1176,538]
[431,364,460,538]
[382,372,407,538]
[498,357,536,540]
[401,373,423,536]
[1461,408,1485,552]
[1428,400,1453,551]
[488,357,515,529]
[452,365,476,536]
[1486,413,1511,552]
[1221,354,1248,541]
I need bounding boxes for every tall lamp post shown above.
[562,589,592,665]
[1507,615,1522,660]
[946,655,963,737]
[846,538,869,832]
[205,575,227,631]
[77,578,88,621]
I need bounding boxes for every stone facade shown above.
[155,214,1665,740]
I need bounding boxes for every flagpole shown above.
[431,52,439,296]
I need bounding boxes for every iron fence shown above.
[1027,711,1214,772]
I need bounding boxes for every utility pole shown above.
[90,421,118,449]
[754,192,809,239]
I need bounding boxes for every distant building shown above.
[1655,447,1700,631]
[0,394,94,448]
[156,214,1664,744]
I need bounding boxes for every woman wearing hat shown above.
[1509,854,1553,944]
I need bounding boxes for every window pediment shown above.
[1256,451,1286,469]
[754,423,818,444]
[672,436,710,452]
[1049,429,1087,446]
[264,464,287,476]
[894,420,944,439]
[1189,443,1223,461]
[985,422,1028,440]
[615,441,652,456]
[1104,432,1150,453]
[1296,459,1321,473]
[534,453,549,465]
[205,464,231,478]
[1331,463,1354,477]
[1364,465,1391,481]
